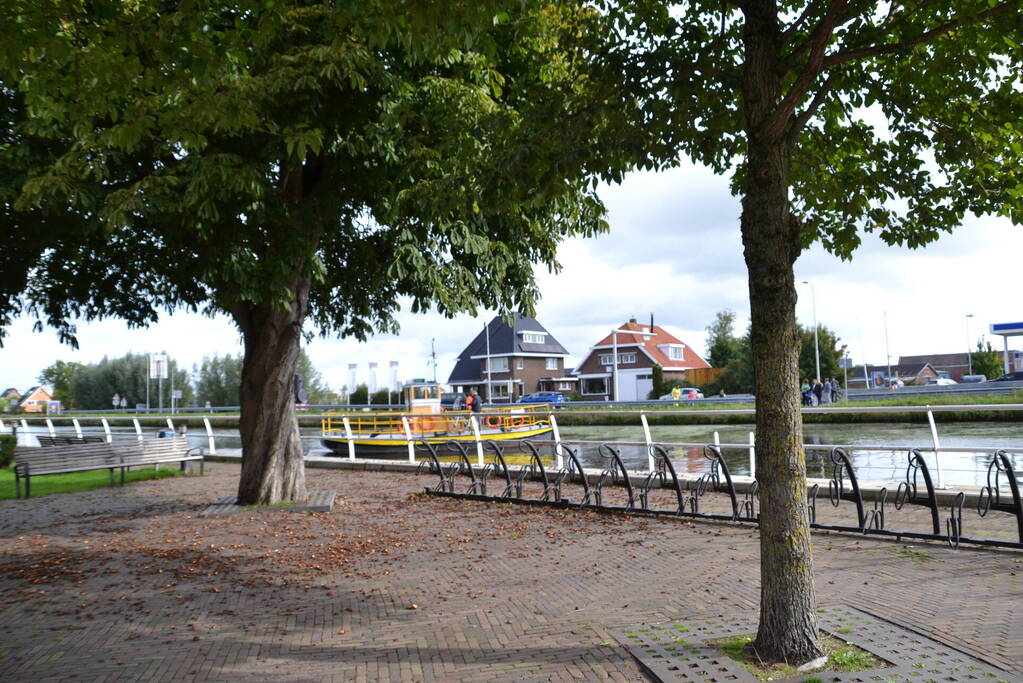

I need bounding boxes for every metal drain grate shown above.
[615,605,1019,682]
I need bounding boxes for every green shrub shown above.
[0,434,15,468]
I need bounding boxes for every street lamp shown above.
[801,281,820,380]
[966,314,974,376]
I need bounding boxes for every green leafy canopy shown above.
[1,1,627,346]
[596,1,1023,255]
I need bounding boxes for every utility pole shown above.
[802,281,820,380]
[484,321,492,402]
[883,310,893,384]
[965,314,974,376]
[431,338,437,383]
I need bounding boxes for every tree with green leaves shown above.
[972,338,1003,380]
[38,360,81,409]
[193,354,245,408]
[195,349,329,407]
[798,324,846,382]
[71,353,191,411]
[597,0,1023,664]
[2,2,614,505]
[705,310,743,369]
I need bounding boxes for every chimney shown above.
[650,313,654,332]
[629,316,637,324]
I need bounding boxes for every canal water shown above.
[558,422,1023,487]
[15,420,1022,488]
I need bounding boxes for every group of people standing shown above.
[800,377,842,406]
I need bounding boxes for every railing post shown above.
[401,416,415,463]
[133,418,143,441]
[0,419,5,432]
[101,418,112,443]
[45,418,56,436]
[72,418,82,438]
[470,415,484,466]
[748,431,756,477]
[166,417,174,432]
[926,409,945,489]
[203,418,216,454]
[20,419,29,439]
[342,416,355,460]
[640,411,654,472]
[549,412,563,470]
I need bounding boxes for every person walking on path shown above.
[470,389,482,413]
[812,379,823,406]
[671,386,681,406]
[822,377,832,405]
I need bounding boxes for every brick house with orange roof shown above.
[573,317,710,401]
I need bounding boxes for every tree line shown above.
[35,350,346,411]
[701,310,847,396]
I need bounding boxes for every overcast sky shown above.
[1,160,1020,394]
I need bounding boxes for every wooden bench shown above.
[36,434,106,447]
[14,436,202,499]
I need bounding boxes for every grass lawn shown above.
[0,465,186,500]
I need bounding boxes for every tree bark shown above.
[741,2,825,666]
[232,274,309,506]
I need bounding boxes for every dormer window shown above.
[521,331,547,344]
[668,345,684,361]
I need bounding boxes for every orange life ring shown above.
[509,416,525,429]
[484,415,500,429]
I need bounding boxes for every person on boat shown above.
[469,389,482,413]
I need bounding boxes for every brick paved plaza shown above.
[1,463,1021,681]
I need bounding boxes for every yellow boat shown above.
[320,382,554,458]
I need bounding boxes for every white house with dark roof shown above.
[574,318,710,401]
[447,313,574,402]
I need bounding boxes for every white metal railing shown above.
[5,410,1021,488]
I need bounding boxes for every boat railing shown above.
[320,404,549,437]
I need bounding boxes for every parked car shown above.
[926,378,958,386]
[990,371,1023,382]
[659,388,704,400]
[517,391,566,404]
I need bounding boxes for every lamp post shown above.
[802,280,820,381]
[965,314,974,376]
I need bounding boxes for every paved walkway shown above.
[0,463,1020,681]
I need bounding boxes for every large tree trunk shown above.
[741,2,825,667]
[232,275,309,505]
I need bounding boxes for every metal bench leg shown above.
[15,472,22,499]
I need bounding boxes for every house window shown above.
[522,332,546,344]
[516,358,524,370]
[490,382,511,399]
[488,357,508,373]
[668,346,684,361]
[558,382,573,391]
[582,377,608,394]
[546,357,558,370]
[599,353,636,366]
